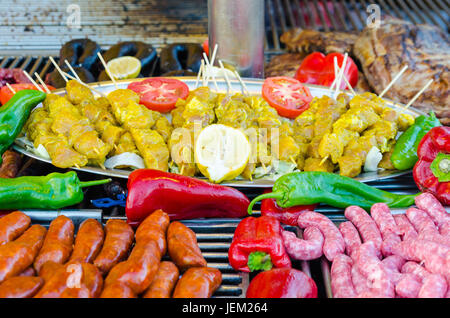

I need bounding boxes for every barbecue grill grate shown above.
[265,0,450,56]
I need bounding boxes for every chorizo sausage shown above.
[344,206,382,257]
[0,276,43,298]
[281,227,324,261]
[0,211,31,245]
[135,209,169,255]
[338,221,361,259]
[100,282,136,298]
[103,240,161,295]
[34,215,74,274]
[18,267,36,277]
[39,261,64,283]
[143,261,179,298]
[69,219,104,264]
[93,219,134,275]
[0,224,46,283]
[34,261,103,298]
[172,267,222,298]
[167,221,206,272]
[0,150,22,178]
[331,254,357,298]
[297,212,345,262]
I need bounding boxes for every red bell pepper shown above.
[228,215,291,272]
[260,189,317,226]
[125,169,250,226]
[294,52,358,90]
[246,268,318,298]
[413,126,450,205]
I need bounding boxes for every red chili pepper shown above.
[125,169,250,226]
[260,189,317,226]
[228,215,291,272]
[413,126,450,205]
[246,268,318,298]
[294,52,358,90]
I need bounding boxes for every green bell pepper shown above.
[247,171,418,213]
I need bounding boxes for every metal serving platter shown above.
[13,77,424,187]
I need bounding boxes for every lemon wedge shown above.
[195,124,250,183]
[106,56,141,80]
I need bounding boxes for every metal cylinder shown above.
[208,0,265,78]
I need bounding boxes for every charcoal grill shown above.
[1,0,448,298]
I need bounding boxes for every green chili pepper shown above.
[391,112,441,171]
[0,171,111,210]
[0,89,46,164]
[247,171,418,214]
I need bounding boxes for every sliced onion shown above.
[364,147,382,172]
[104,152,145,170]
[34,144,50,160]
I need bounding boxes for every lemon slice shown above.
[195,124,250,183]
[106,56,141,80]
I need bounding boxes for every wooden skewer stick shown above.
[379,65,408,98]
[74,164,80,169]
[49,56,68,82]
[5,83,16,94]
[180,164,185,176]
[233,70,250,96]
[261,162,267,174]
[22,70,43,92]
[319,156,329,166]
[210,44,218,67]
[97,52,118,89]
[34,72,51,94]
[289,156,297,166]
[200,60,206,87]
[195,61,203,88]
[219,60,232,96]
[203,52,219,91]
[334,53,348,99]
[403,79,433,110]
[64,60,82,82]
[62,71,107,97]
[332,57,356,96]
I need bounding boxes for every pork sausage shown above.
[331,254,357,298]
[297,211,345,262]
[338,221,361,259]
[281,227,324,261]
[418,274,448,298]
[394,214,418,241]
[371,203,401,257]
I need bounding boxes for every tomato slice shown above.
[127,78,189,113]
[262,76,313,119]
[0,83,55,105]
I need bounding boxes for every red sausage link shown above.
[281,228,324,261]
[34,215,74,274]
[93,219,134,275]
[69,219,104,264]
[39,261,64,283]
[0,276,44,298]
[297,212,345,262]
[135,209,170,255]
[0,211,31,245]
[103,240,161,295]
[172,267,222,298]
[143,261,180,298]
[344,206,382,257]
[100,282,136,298]
[338,221,361,259]
[34,261,103,298]
[0,224,47,283]
[331,254,357,298]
